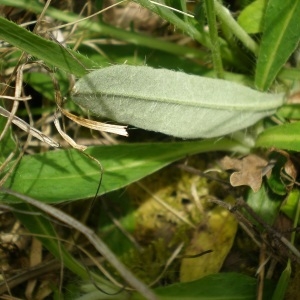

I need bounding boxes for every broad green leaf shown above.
[149,273,274,300]
[80,273,275,300]
[72,65,283,139]
[0,17,95,76]
[256,122,300,151]
[1,139,248,203]
[237,0,267,34]
[246,184,282,226]
[78,273,274,300]
[255,0,300,91]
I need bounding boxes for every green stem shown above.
[1,0,252,70]
[0,0,207,61]
[214,0,259,55]
[204,0,224,78]
[135,0,240,67]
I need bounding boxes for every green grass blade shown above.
[272,261,291,300]
[281,189,300,224]
[0,115,18,163]
[10,202,141,297]
[1,139,248,203]
[0,17,96,76]
[273,190,300,299]
[255,0,300,91]
[12,203,92,280]
[255,122,300,151]
[0,0,208,61]
[4,189,157,299]
[134,0,212,48]
[129,0,241,67]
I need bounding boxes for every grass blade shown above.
[1,140,248,203]
[255,122,300,151]
[0,17,96,76]
[255,0,300,90]
[3,191,156,300]
[0,0,208,61]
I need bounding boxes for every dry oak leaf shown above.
[220,155,269,192]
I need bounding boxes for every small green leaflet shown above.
[71,65,284,139]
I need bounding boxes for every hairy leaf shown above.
[72,65,283,139]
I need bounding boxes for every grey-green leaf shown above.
[72,65,284,139]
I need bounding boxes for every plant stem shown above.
[0,0,207,61]
[135,0,239,66]
[204,0,224,78]
[214,0,259,55]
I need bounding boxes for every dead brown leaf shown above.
[220,155,269,192]
[288,91,300,104]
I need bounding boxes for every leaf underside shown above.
[72,65,283,138]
